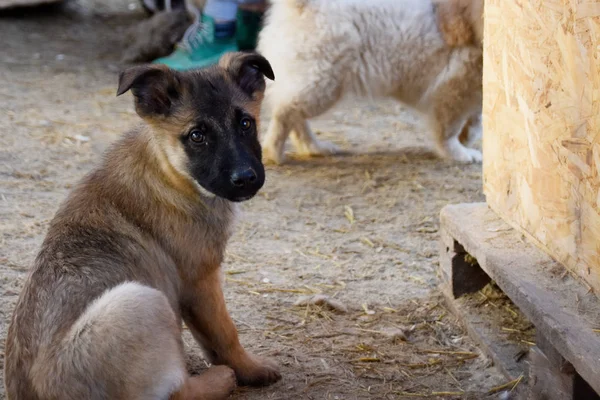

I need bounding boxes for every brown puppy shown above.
[4,52,278,400]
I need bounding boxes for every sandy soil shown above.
[0,1,514,398]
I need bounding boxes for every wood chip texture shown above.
[483,0,600,296]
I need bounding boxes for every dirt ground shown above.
[0,1,515,399]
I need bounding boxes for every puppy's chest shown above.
[164,214,233,272]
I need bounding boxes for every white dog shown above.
[257,0,484,164]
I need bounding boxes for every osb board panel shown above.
[483,0,600,295]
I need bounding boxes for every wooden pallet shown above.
[439,203,600,399]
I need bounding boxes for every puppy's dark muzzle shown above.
[228,167,264,202]
[230,168,257,188]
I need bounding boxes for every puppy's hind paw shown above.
[186,365,237,400]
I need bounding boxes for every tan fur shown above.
[4,53,279,400]
[434,0,484,47]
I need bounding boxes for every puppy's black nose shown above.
[230,168,257,187]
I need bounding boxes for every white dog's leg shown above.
[262,111,339,165]
[289,121,339,158]
[425,55,483,164]
[261,67,343,164]
[262,109,293,165]
[439,134,483,163]
[428,113,482,163]
[458,113,482,148]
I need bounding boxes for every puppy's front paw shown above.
[234,353,281,387]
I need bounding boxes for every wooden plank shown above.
[440,286,529,383]
[439,228,529,386]
[440,203,600,395]
[482,0,600,295]
[529,333,600,400]
[528,346,576,400]
[439,228,491,298]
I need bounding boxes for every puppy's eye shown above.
[240,117,253,131]
[189,130,206,145]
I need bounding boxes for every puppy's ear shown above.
[117,65,181,117]
[219,52,275,97]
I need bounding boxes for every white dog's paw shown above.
[261,142,286,165]
[450,147,482,163]
[296,139,339,157]
[440,138,482,164]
